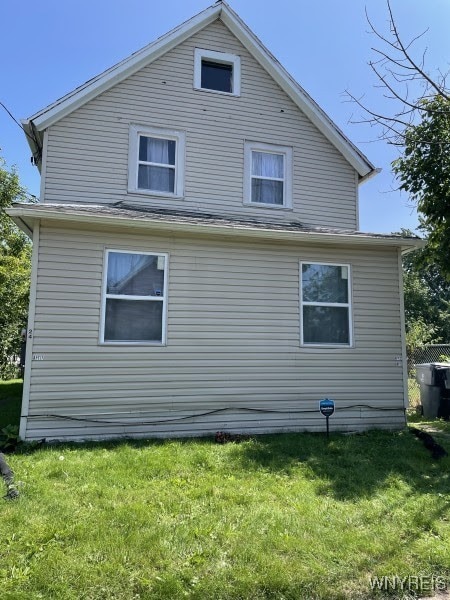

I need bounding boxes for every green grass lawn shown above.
[2,381,450,598]
[2,434,450,598]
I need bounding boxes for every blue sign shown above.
[319,398,335,417]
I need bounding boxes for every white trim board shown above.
[22,1,375,179]
[397,248,409,423]
[19,222,40,440]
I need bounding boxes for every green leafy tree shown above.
[0,158,32,379]
[400,231,450,353]
[393,96,450,279]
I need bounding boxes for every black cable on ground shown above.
[26,404,406,428]
[410,427,448,459]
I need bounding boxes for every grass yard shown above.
[2,381,450,598]
[2,433,450,598]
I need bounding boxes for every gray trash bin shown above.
[416,363,450,418]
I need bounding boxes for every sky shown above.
[1,0,450,234]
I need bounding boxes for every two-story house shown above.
[8,1,421,441]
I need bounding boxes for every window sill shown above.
[193,86,240,98]
[243,201,293,211]
[300,344,354,350]
[100,341,167,347]
[127,189,184,200]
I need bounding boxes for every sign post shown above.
[319,398,335,438]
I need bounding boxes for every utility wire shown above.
[0,100,42,162]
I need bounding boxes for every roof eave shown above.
[6,205,425,250]
[22,120,43,172]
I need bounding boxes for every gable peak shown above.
[23,1,375,179]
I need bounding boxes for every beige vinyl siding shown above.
[42,20,358,229]
[24,222,405,441]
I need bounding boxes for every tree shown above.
[393,95,450,279]
[400,229,450,350]
[0,158,32,379]
[347,2,450,278]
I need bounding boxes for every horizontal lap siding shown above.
[25,223,405,440]
[43,20,358,229]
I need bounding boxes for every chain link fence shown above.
[407,344,450,408]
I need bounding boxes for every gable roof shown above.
[23,1,376,180]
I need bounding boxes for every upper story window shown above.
[128,125,185,197]
[300,262,352,347]
[101,249,168,345]
[244,141,292,208]
[194,49,241,96]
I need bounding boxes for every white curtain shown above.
[251,151,284,204]
[140,137,172,165]
[107,252,147,295]
[252,151,283,178]
[138,136,175,192]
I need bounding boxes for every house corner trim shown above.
[20,222,40,440]
[398,249,408,423]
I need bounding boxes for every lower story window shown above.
[301,262,352,346]
[101,249,168,344]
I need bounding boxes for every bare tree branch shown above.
[386,0,450,101]
[345,89,411,139]
[347,1,450,147]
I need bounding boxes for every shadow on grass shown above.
[230,429,450,501]
[15,424,450,506]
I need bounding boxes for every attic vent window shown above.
[194,49,241,96]
[202,60,232,93]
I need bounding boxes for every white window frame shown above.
[128,124,185,198]
[300,261,353,347]
[244,141,293,209]
[194,48,241,96]
[100,248,169,346]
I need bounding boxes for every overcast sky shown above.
[2,0,450,234]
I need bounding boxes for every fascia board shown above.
[6,206,424,250]
[29,4,221,131]
[7,212,34,238]
[21,120,43,172]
